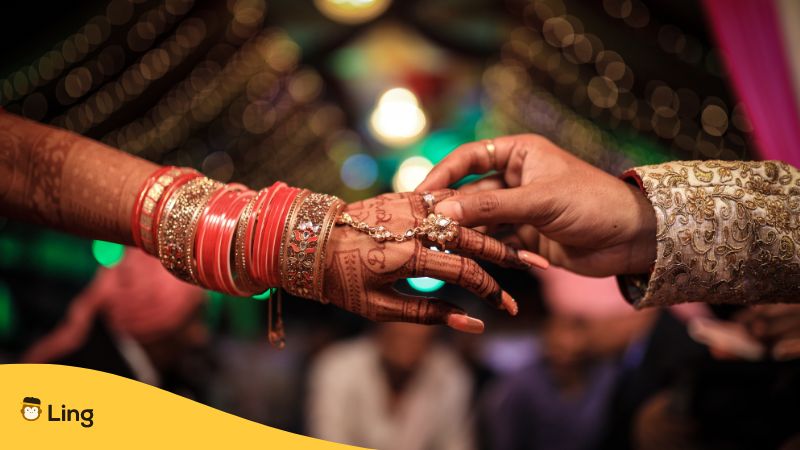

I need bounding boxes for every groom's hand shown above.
[416,134,657,277]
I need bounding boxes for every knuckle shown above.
[475,193,501,214]
[524,133,552,148]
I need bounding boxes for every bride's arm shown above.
[0,112,535,333]
[0,110,157,244]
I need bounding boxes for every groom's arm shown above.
[619,160,800,307]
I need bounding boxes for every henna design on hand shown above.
[322,191,527,332]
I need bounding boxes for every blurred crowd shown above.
[2,246,799,450]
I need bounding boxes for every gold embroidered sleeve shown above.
[620,160,800,308]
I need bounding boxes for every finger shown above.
[458,174,506,194]
[416,137,522,191]
[368,289,484,334]
[427,188,458,202]
[435,186,552,227]
[773,337,800,361]
[415,189,458,215]
[412,248,518,315]
[751,313,800,340]
[441,226,548,270]
[500,233,525,249]
[738,304,796,323]
[493,224,538,249]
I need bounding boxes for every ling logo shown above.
[20,396,94,428]
[21,397,42,421]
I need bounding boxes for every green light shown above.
[0,281,14,339]
[407,277,445,293]
[252,288,275,300]
[419,130,462,164]
[92,240,125,268]
[331,47,367,80]
[205,290,224,330]
[0,236,23,266]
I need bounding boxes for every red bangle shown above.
[210,185,247,293]
[253,183,288,285]
[265,187,301,286]
[130,166,178,248]
[236,189,269,293]
[195,186,239,289]
[216,189,253,295]
[135,167,308,299]
[245,188,276,284]
[131,167,200,255]
[258,186,298,286]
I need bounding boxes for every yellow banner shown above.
[0,364,366,449]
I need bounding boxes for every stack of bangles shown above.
[130,166,344,346]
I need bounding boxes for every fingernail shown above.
[519,250,550,269]
[447,314,485,334]
[436,201,464,221]
[502,291,519,316]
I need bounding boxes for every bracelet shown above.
[279,191,344,301]
[134,164,346,348]
[234,192,262,294]
[195,185,244,291]
[216,188,253,296]
[157,177,223,283]
[253,184,282,285]
[265,186,300,286]
[131,166,173,248]
[245,186,277,285]
[150,171,203,254]
[131,166,198,254]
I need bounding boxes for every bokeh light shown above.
[407,277,445,293]
[314,0,391,25]
[392,156,433,192]
[92,240,125,268]
[369,87,427,147]
[340,153,378,189]
[252,288,275,300]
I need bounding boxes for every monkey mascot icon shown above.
[22,397,42,421]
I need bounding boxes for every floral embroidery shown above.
[685,188,716,222]
[623,160,800,308]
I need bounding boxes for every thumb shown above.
[435,186,552,227]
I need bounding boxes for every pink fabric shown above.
[23,248,206,363]
[703,0,800,166]
[538,267,637,319]
[539,267,714,321]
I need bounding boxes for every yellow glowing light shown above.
[369,88,427,147]
[392,156,433,192]
[314,0,391,24]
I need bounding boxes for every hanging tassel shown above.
[268,288,286,349]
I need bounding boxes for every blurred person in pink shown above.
[23,248,209,389]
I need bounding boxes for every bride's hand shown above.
[322,190,538,333]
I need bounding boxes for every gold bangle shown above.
[311,193,344,300]
[280,191,343,301]
[157,177,223,283]
[279,190,310,296]
[140,168,197,255]
[233,192,261,294]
